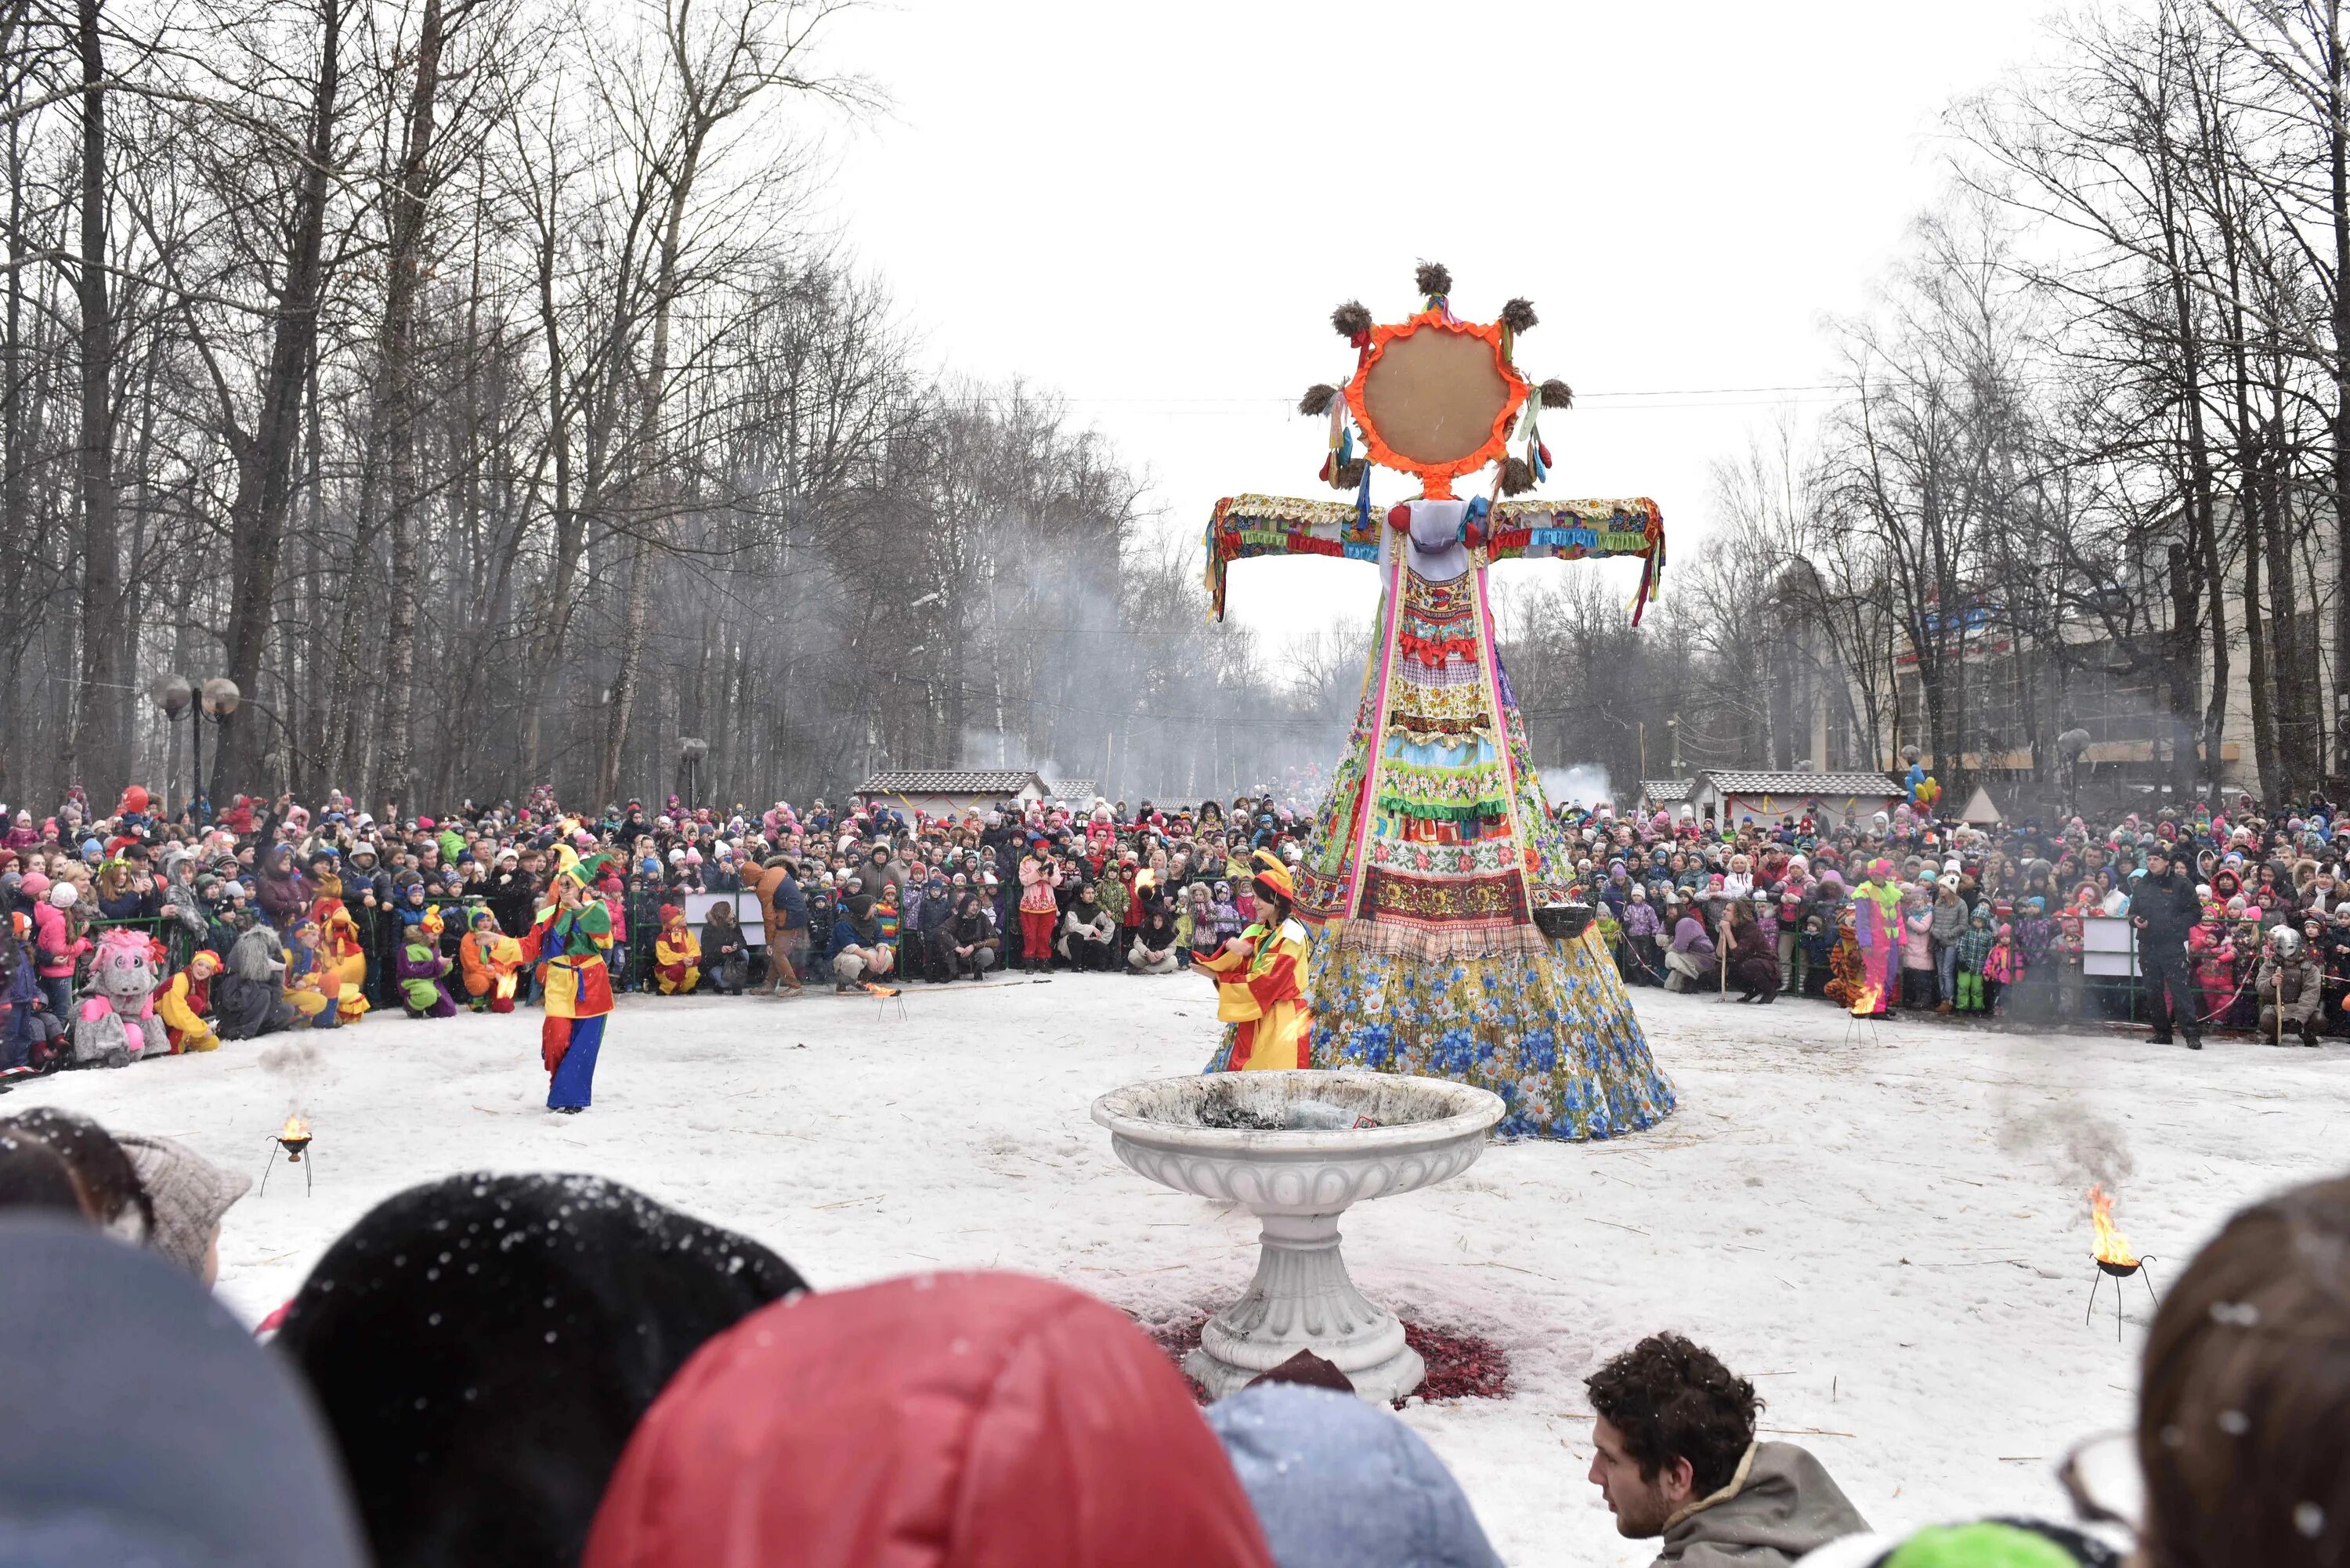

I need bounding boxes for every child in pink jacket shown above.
[27,874,89,1020]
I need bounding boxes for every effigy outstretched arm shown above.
[1484,497,1667,623]
[1202,493,1377,620]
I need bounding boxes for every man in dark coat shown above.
[2132,843,2206,1050]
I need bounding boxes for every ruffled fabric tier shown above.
[1306,923,1676,1142]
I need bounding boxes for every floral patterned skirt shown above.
[1306,926,1676,1141]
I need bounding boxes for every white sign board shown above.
[2080,915,2138,978]
[682,890,765,942]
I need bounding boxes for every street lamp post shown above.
[150,674,239,823]
[2059,728,2092,820]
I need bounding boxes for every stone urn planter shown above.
[1091,1069,1504,1401]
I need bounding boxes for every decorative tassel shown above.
[1325,390,1356,490]
[1354,456,1372,533]
[1510,392,1548,489]
[1415,262,1455,323]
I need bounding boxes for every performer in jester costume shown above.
[1849,858,1902,1017]
[1193,851,1313,1071]
[1202,263,1674,1140]
[515,846,616,1113]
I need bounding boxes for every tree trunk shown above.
[2243,432,2279,800]
[2166,543,2201,803]
[68,0,124,795]
[595,140,698,805]
[211,0,345,799]
[371,0,447,818]
[2329,9,2350,779]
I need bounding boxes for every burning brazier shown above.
[1092,1070,1503,1401]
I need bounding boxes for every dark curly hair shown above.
[1585,1332,1760,1498]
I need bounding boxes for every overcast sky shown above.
[816,0,2063,652]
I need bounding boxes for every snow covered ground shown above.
[11,977,2348,1566]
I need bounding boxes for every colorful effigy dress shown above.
[1202,263,1682,1139]
[1206,492,1676,1140]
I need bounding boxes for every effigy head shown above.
[1297,262,1576,500]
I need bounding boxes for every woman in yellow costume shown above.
[155,949,222,1053]
[1193,851,1312,1071]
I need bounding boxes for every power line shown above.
[927,384,1843,410]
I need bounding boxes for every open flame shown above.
[280,1114,311,1143]
[2089,1184,2138,1267]
[1849,984,1881,1017]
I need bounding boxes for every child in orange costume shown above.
[1192,852,1311,1071]
[654,904,700,995]
[460,907,522,1013]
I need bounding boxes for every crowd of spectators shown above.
[1578,791,2350,1045]
[0,781,1322,1070]
[12,771,2350,1068]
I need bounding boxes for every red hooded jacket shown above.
[584,1271,1272,1568]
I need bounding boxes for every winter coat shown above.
[1208,895,1243,945]
[1017,858,1060,915]
[487,870,539,938]
[1655,1441,1868,1568]
[2254,954,2325,1021]
[1064,904,1116,945]
[945,904,997,956]
[1900,909,1933,970]
[580,1272,1274,1568]
[772,873,808,931]
[1206,1383,1501,1568]
[1930,897,1965,945]
[1668,915,1715,959]
[2133,868,2203,950]
[33,901,87,979]
[826,912,881,962]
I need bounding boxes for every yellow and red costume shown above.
[515,852,616,1111]
[313,897,369,1023]
[653,906,700,995]
[156,952,220,1053]
[1198,857,1312,1071]
[284,924,338,1027]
